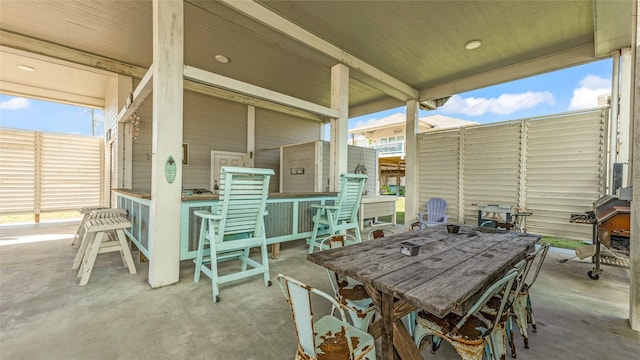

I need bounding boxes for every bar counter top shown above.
[114,189,336,202]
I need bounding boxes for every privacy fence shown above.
[417,108,608,240]
[0,128,104,217]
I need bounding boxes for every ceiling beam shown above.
[184,65,339,119]
[0,80,104,108]
[219,0,418,102]
[1,30,327,121]
[117,65,153,123]
[420,44,596,100]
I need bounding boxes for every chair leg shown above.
[210,248,221,303]
[512,293,530,348]
[241,246,250,271]
[413,321,431,349]
[352,225,362,243]
[260,232,271,287]
[78,231,104,286]
[194,219,208,283]
[72,229,91,270]
[115,229,137,274]
[308,210,322,254]
[507,315,517,358]
[527,295,537,332]
[489,320,508,360]
[347,309,376,332]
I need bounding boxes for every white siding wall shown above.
[0,128,103,214]
[416,109,606,240]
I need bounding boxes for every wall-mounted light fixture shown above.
[464,40,482,50]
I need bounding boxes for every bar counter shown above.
[114,189,336,260]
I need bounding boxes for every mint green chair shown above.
[308,173,367,254]
[193,166,273,302]
[278,274,376,360]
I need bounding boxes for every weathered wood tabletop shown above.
[307,224,541,360]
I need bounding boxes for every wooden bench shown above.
[73,216,137,286]
[72,207,124,247]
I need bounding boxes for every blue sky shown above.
[350,58,613,128]
[0,58,612,136]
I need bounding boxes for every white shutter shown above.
[40,133,103,211]
[0,129,36,214]
[462,122,522,225]
[417,130,461,222]
[525,110,605,238]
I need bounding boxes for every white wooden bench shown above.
[72,207,124,247]
[73,216,137,286]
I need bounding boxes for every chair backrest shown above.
[426,197,448,222]
[522,242,550,290]
[277,274,354,358]
[319,235,358,292]
[368,229,386,240]
[453,268,518,336]
[214,166,273,239]
[334,173,368,223]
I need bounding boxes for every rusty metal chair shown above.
[319,235,377,332]
[367,228,391,240]
[413,268,518,360]
[509,243,550,352]
[277,274,376,360]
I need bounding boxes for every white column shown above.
[404,100,419,226]
[629,0,639,331]
[148,0,184,288]
[247,105,256,167]
[329,63,349,191]
[619,47,632,187]
[116,75,134,189]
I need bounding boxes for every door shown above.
[210,151,247,191]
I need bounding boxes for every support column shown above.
[629,0,639,331]
[329,64,349,191]
[620,47,633,187]
[247,105,256,167]
[148,0,184,288]
[404,100,419,226]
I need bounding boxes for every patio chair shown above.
[510,243,551,350]
[417,197,448,226]
[367,228,392,240]
[320,235,377,332]
[413,268,518,360]
[193,166,274,302]
[308,173,367,254]
[277,274,376,360]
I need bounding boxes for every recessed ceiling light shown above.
[214,54,229,64]
[18,65,35,72]
[464,40,482,50]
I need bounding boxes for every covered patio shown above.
[1,0,639,357]
[0,220,638,359]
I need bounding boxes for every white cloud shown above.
[440,91,554,116]
[568,75,611,110]
[0,97,30,110]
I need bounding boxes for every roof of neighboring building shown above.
[349,113,477,134]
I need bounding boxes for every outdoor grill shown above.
[570,193,631,280]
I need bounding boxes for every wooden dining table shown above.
[307,224,541,360]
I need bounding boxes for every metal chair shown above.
[278,274,376,360]
[308,173,367,254]
[510,243,551,350]
[367,228,391,240]
[193,166,274,302]
[319,235,377,332]
[413,268,519,360]
[417,197,449,226]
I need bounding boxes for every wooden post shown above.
[148,0,184,288]
[404,100,419,226]
[329,64,349,191]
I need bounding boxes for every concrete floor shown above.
[1,220,638,360]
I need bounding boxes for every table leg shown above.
[381,292,395,360]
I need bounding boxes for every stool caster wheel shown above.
[215,295,221,302]
[267,280,272,287]
[588,271,599,280]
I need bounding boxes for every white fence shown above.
[0,128,104,215]
[417,108,608,240]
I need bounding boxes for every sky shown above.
[0,58,612,136]
[350,58,613,129]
